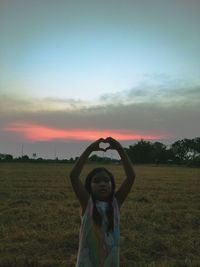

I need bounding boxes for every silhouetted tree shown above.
[22,155,29,161]
[126,139,153,163]
[5,154,13,161]
[171,138,200,163]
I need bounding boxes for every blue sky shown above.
[0,0,200,158]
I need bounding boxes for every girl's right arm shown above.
[69,138,104,211]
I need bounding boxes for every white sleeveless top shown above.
[75,196,120,267]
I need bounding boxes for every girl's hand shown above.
[105,137,123,152]
[87,138,106,153]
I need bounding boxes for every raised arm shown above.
[69,138,105,211]
[105,137,136,208]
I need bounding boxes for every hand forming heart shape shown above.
[99,141,110,152]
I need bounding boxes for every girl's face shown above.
[91,171,112,201]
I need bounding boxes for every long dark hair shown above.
[85,167,116,234]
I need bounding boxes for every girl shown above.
[70,137,136,267]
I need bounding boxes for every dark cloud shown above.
[99,83,200,106]
[0,84,200,149]
[0,94,87,112]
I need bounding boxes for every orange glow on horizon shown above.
[3,123,165,142]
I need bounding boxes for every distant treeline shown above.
[1,137,200,167]
[124,137,200,167]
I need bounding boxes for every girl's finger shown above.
[98,138,105,143]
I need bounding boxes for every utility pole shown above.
[21,144,24,158]
[54,145,57,160]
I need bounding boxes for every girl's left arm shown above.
[106,137,136,208]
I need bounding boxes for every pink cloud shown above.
[3,123,165,142]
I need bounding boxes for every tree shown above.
[171,138,200,163]
[5,154,13,161]
[21,155,29,161]
[151,142,167,163]
[126,139,153,163]
[89,155,99,162]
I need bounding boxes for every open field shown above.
[0,162,199,267]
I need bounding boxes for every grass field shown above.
[0,162,199,267]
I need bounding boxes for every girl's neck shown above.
[96,199,108,203]
[92,193,113,202]
[95,196,112,202]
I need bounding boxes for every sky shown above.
[0,0,200,159]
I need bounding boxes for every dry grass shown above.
[0,162,199,267]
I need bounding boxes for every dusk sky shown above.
[0,0,200,159]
